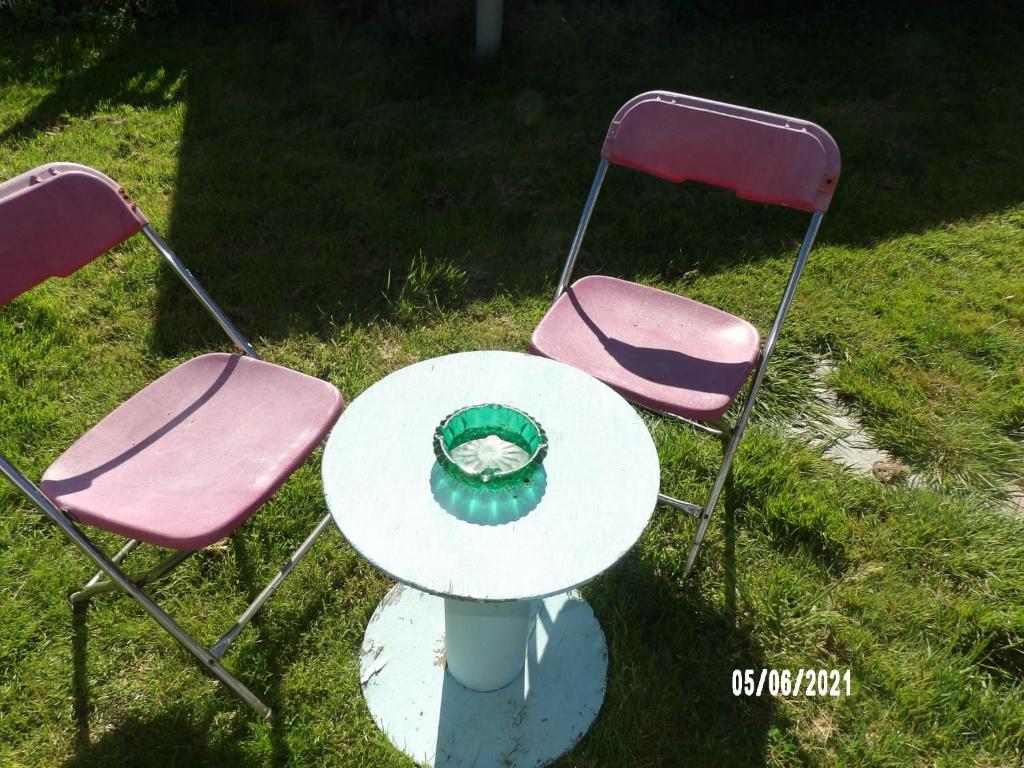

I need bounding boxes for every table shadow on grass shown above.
[565,470,815,767]
[582,550,781,767]
[425,475,783,766]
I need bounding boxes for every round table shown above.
[323,351,659,767]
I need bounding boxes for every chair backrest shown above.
[601,91,840,212]
[0,163,149,307]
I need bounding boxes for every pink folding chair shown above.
[531,92,841,574]
[0,163,344,718]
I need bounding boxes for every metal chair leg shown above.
[683,412,746,575]
[0,458,272,718]
[657,492,703,517]
[80,538,140,592]
[72,537,271,716]
[70,548,196,605]
[683,213,824,574]
[211,512,334,659]
[115,575,273,719]
[64,518,335,715]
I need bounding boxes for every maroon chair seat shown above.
[41,353,343,550]
[530,275,759,421]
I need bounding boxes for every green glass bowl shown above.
[433,404,548,489]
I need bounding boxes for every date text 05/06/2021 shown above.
[732,669,852,697]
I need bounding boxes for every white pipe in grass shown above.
[476,0,503,58]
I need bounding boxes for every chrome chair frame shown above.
[551,158,825,575]
[0,224,335,719]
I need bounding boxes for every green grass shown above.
[1,2,1023,766]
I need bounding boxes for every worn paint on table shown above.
[360,583,607,768]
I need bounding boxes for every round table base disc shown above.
[360,584,608,767]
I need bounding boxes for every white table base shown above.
[444,597,538,691]
[360,584,607,767]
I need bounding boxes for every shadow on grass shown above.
[4,3,1021,349]
[68,603,254,768]
[570,460,825,765]
[70,603,90,755]
[0,35,187,145]
[586,548,778,766]
[64,528,345,768]
[231,533,289,766]
[60,707,253,768]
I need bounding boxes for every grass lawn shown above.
[1,2,1023,766]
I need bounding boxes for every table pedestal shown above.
[444,597,538,691]
[359,584,607,767]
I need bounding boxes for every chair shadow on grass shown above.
[64,523,344,768]
[68,603,254,768]
[230,532,289,766]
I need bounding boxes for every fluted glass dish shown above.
[433,404,548,489]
